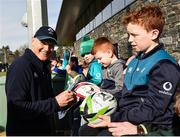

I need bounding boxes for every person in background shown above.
[66,56,83,78]
[5,26,76,136]
[64,56,83,90]
[79,4,180,136]
[61,49,70,70]
[56,59,63,69]
[91,37,124,94]
[80,36,102,86]
[65,56,83,136]
[50,59,58,72]
[79,60,89,77]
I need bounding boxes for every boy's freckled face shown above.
[95,51,112,67]
[127,23,153,53]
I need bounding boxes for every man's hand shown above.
[108,122,137,137]
[88,115,111,128]
[55,90,76,107]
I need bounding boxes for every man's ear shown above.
[31,37,37,49]
[32,37,35,44]
[151,29,159,40]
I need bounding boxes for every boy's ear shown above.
[107,49,113,57]
[151,29,159,40]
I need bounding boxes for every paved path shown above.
[0,76,7,130]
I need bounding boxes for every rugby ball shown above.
[80,91,117,124]
[73,82,100,101]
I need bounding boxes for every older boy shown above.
[79,4,180,136]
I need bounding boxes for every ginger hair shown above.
[122,4,165,38]
[91,37,115,55]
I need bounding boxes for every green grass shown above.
[0,72,6,77]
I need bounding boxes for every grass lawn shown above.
[0,72,6,77]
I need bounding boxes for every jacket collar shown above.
[137,43,164,60]
[24,48,49,71]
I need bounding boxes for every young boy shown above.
[91,37,125,94]
[79,4,180,136]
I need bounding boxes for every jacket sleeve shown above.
[6,62,61,120]
[86,63,102,85]
[111,61,180,124]
[101,64,124,94]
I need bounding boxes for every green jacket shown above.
[86,59,102,86]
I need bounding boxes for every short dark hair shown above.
[70,57,78,65]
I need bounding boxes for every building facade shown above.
[56,0,180,62]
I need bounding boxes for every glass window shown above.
[76,31,80,40]
[89,20,93,32]
[102,4,111,22]
[80,29,83,38]
[112,0,125,15]
[85,23,90,34]
[95,12,102,27]
[125,0,134,6]
[93,19,96,29]
[81,28,85,36]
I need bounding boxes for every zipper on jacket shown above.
[129,59,140,86]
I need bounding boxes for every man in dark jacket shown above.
[5,26,76,136]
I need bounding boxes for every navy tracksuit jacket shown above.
[111,44,180,130]
[5,49,61,135]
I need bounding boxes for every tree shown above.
[18,43,28,56]
[0,48,3,62]
[2,45,10,63]
[14,50,20,58]
[0,45,20,64]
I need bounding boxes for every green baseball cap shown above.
[80,36,94,56]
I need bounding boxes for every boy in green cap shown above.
[80,36,103,86]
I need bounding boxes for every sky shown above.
[0,0,62,52]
